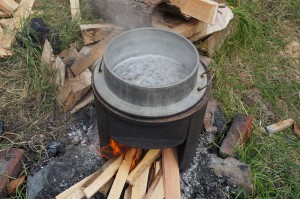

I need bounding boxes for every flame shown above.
[99,138,129,159]
[130,149,143,172]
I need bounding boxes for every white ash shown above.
[112,54,190,87]
[180,133,238,199]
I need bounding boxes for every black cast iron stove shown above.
[92,28,211,170]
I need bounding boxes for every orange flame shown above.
[99,138,129,159]
[130,149,143,172]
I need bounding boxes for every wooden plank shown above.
[0,18,12,28]
[127,149,161,185]
[70,0,81,20]
[107,148,136,199]
[0,0,19,15]
[152,9,205,38]
[144,170,164,199]
[148,160,161,189]
[79,23,116,45]
[0,25,3,42]
[70,90,94,114]
[266,118,295,134]
[162,148,180,199]
[1,0,35,49]
[70,30,121,76]
[55,173,95,199]
[99,178,114,196]
[0,46,12,57]
[169,0,218,24]
[57,69,92,112]
[124,185,132,199]
[41,39,55,65]
[131,166,150,199]
[55,56,66,90]
[0,10,10,17]
[188,5,234,42]
[83,154,124,198]
[56,156,122,199]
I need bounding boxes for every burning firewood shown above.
[107,148,136,199]
[56,148,181,199]
[127,149,161,185]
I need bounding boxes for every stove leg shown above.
[178,102,208,171]
[95,98,110,148]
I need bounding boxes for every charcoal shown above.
[46,140,66,157]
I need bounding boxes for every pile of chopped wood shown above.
[56,148,180,199]
[1,0,234,113]
[0,0,35,57]
[54,0,234,113]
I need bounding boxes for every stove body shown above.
[92,28,212,170]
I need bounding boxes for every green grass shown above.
[0,1,97,197]
[211,0,300,198]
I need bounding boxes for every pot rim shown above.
[103,28,200,90]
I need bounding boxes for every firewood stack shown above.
[55,0,234,113]
[56,148,180,199]
[0,0,35,58]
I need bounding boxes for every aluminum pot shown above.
[94,28,208,118]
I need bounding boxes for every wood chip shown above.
[0,10,10,17]
[0,0,19,15]
[70,30,122,76]
[152,10,205,38]
[70,0,81,20]
[266,118,295,134]
[1,0,35,49]
[79,23,117,45]
[70,90,94,114]
[55,56,66,89]
[57,69,92,112]
[169,0,218,24]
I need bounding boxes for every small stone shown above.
[0,148,25,198]
[242,94,255,107]
[46,140,66,158]
[209,154,254,195]
[204,98,220,135]
[16,18,50,48]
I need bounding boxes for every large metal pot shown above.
[94,28,208,118]
[93,28,211,170]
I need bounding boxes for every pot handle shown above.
[97,58,103,73]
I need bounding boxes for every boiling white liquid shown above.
[112,55,190,87]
